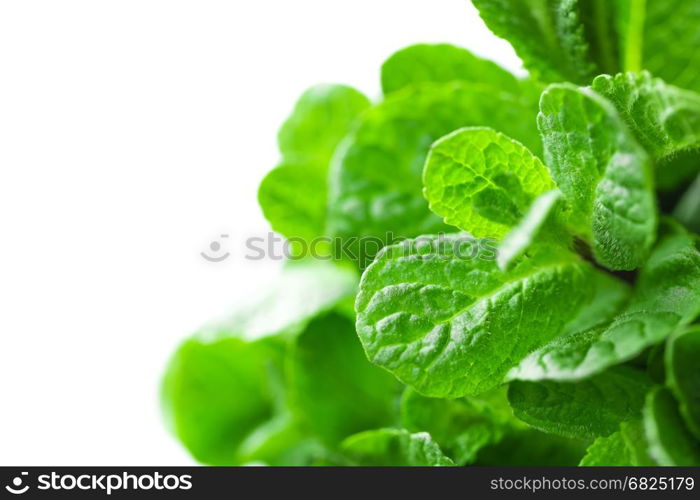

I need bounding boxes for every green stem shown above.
[623,0,645,72]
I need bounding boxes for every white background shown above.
[0,0,522,465]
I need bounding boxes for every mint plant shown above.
[162,1,700,466]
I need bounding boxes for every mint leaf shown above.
[580,420,654,466]
[327,82,541,267]
[236,415,326,466]
[675,174,700,233]
[277,84,370,166]
[592,72,700,162]
[538,83,657,270]
[561,270,631,335]
[341,429,454,466]
[400,388,514,465]
[577,0,627,73]
[258,164,329,245]
[423,127,555,240]
[476,428,586,466]
[259,85,369,243]
[161,262,357,464]
[644,386,700,466]
[165,0,700,467]
[161,335,284,465]
[287,312,399,446]
[472,0,700,93]
[355,234,593,397]
[666,327,700,440]
[381,43,521,95]
[511,221,700,381]
[626,222,700,324]
[202,260,357,341]
[497,189,569,270]
[508,366,651,440]
[471,0,597,84]
[643,0,700,93]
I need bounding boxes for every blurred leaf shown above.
[666,327,700,439]
[476,428,586,466]
[381,43,521,95]
[162,262,358,464]
[198,260,357,342]
[400,388,515,465]
[259,85,370,245]
[277,84,370,166]
[561,270,631,335]
[509,366,651,439]
[644,386,700,466]
[161,335,284,465]
[643,0,700,93]
[341,428,454,466]
[674,174,700,233]
[580,420,654,466]
[287,312,399,446]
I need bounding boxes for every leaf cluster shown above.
[162,1,700,465]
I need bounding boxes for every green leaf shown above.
[423,127,555,239]
[538,83,657,270]
[287,312,399,446]
[475,428,586,466]
[511,221,700,381]
[259,85,370,243]
[643,0,700,93]
[561,270,631,336]
[508,366,651,440]
[666,327,700,439]
[200,260,357,342]
[161,335,284,465]
[625,222,700,324]
[400,388,514,465]
[237,415,326,466]
[258,164,329,245]
[674,174,700,234]
[592,71,700,190]
[592,72,700,162]
[381,43,521,95]
[577,0,629,74]
[580,420,654,466]
[355,233,593,397]
[644,386,700,466]
[471,0,597,84]
[473,0,700,94]
[161,261,357,464]
[327,82,541,267]
[277,84,370,166]
[497,189,569,270]
[340,428,454,466]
